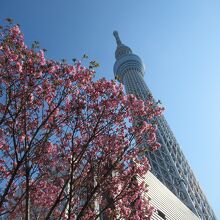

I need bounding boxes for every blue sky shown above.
[1,0,220,217]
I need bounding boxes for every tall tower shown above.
[113,31,216,220]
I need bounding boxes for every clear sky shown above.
[1,0,220,218]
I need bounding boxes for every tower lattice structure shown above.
[113,31,216,220]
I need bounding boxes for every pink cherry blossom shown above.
[0,23,163,220]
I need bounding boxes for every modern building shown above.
[141,172,199,220]
[113,31,216,220]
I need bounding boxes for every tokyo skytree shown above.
[113,31,216,220]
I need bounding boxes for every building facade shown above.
[113,31,216,220]
[141,171,199,220]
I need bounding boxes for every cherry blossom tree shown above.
[0,21,163,219]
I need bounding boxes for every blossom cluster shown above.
[0,23,162,219]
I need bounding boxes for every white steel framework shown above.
[113,31,216,220]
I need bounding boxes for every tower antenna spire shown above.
[113,31,122,45]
